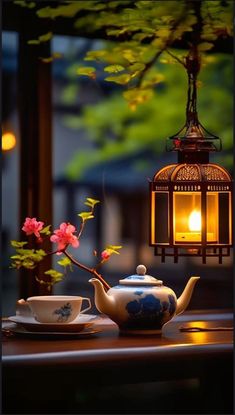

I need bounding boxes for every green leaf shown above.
[78,212,95,221]
[104,65,125,73]
[10,247,47,271]
[198,42,214,51]
[15,248,32,255]
[11,240,28,248]
[201,33,218,42]
[105,74,131,85]
[76,66,96,78]
[39,53,62,63]
[142,73,165,88]
[27,40,40,45]
[107,245,122,250]
[15,1,36,8]
[128,63,146,73]
[85,197,100,207]
[57,257,72,267]
[104,245,122,255]
[22,259,36,269]
[10,255,23,260]
[122,49,138,63]
[35,249,47,258]
[44,269,63,277]
[28,32,53,46]
[106,28,127,36]
[44,269,64,283]
[123,88,153,110]
[38,32,53,42]
[155,28,171,39]
[37,3,85,19]
[40,57,53,63]
[84,50,107,61]
[40,225,51,235]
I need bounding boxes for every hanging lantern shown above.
[150,53,233,264]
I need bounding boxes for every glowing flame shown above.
[189,210,201,232]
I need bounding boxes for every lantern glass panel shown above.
[174,192,201,243]
[152,192,169,244]
[206,192,218,242]
[218,192,232,244]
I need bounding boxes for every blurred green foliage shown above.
[17,0,233,108]
[74,0,233,109]
[15,0,232,176]
[62,52,233,179]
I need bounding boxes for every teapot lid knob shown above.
[136,264,147,275]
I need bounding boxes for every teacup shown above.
[26,295,91,323]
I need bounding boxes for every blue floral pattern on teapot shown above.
[90,264,200,334]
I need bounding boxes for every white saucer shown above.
[8,314,98,333]
[6,325,100,338]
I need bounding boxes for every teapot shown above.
[89,265,200,334]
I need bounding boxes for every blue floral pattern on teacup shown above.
[53,302,72,322]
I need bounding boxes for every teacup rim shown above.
[26,295,84,301]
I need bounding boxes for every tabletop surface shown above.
[2,310,233,368]
[3,310,233,414]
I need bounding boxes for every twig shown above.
[136,49,165,88]
[136,2,189,88]
[62,250,111,291]
[165,49,186,68]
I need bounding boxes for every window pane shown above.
[2,32,19,315]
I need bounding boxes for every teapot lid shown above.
[119,265,163,286]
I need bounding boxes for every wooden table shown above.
[2,310,233,414]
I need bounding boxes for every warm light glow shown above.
[189,210,201,232]
[2,132,16,151]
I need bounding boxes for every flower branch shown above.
[62,249,110,291]
[10,197,122,291]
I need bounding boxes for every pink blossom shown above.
[22,217,44,238]
[101,250,111,261]
[50,222,79,252]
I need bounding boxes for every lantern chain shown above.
[185,49,201,127]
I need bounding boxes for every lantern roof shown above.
[153,163,232,182]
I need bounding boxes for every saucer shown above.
[8,314,98,333]
[8,325,101,339]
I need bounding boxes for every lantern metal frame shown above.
[149,52,233,264]
[150,163,232,264]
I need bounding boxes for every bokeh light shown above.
[2,132,16,151]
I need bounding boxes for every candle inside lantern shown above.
[189,209,201,231]
[176,209,215,242]
[181,209,202,241]
[176,209,202,242]
[174,192,217,243]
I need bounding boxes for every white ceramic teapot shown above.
[90,265,200,334]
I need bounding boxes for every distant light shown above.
[2,132,16,151]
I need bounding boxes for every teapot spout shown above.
[89,278,115,316]
[176,276,200,316]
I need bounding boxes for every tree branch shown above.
[165,49,186,68]
[62,250,111,291]
[136,2,189,88]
